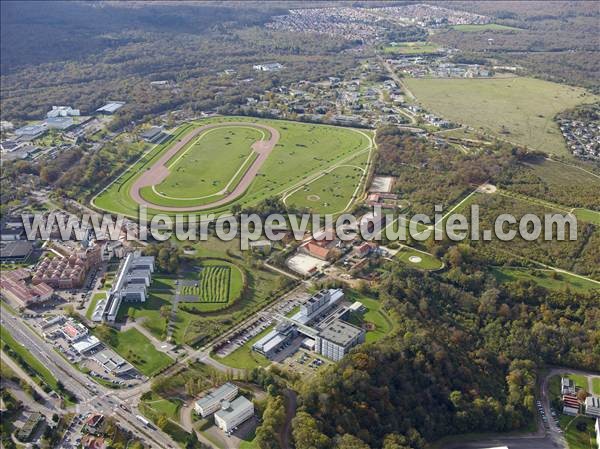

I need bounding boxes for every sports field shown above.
[404,77,598,156]
[93,117,373,216]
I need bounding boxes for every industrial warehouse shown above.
[252,288,366,362]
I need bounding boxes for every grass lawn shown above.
[169,238,286,347]
[492,267,600,293]
[94,117,372,217]
[344,292,394,343]
[284,154,368,214]
[86,292,106,319]
[120,292,170,340]
[404,77,598,156]
[592,378,600,395]
[567,374,590,391]
[574,208,600,226]
[451,23,521,32]
[383,41,442,54]
[559,415,597,449]
[140,392,182,421]
[98,328,173,377]
[437,126,493,143]
[215,325,272,370]
[0,325,59,391]
[155,126,262,200]
[396,246,443,270]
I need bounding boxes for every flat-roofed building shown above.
[102,251,154,322]
[316,319,365,362]
[47,106,80,118]
[46,116,74,130]
[586,396,600,418]
[299,288,344,322]
[17,412,45,442]
[140,127,170,144]
[14,123,47,138]
[92,348,135,376]
[252,323,296,359]
[72,335,101,354]
[96,101,125,115]
[214,396,254,433]
[194,383,238,417]
[561,377,576,395]
[0,241,33,262]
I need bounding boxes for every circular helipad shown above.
[307,194,321,202]
[408,255,422,263]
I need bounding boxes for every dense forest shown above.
[431,1,600,91]
[0,1,361,123]
[374,126,521,214]
[290,256,599,449]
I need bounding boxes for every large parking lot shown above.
[213,289,311,358]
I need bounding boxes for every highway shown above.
[1,310,178,449]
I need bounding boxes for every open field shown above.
[492,267,600,293]
[154,126,262,199]
[404,77,597,156]
[284,152,368,214]
[383,41,442,54]
[93,116,372,217]
[451,23,521,32]
[500,157,600,212]
[140,392,182,422]
[98,327,173,376]
[122,291,171,340]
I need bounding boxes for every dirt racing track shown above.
[130,122,280,212]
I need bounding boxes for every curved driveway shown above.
[130,122,280,212]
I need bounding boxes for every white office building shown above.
[585,396,600,418]
[214,396,254,433]
[194,383,238,418]
[315,319,365,362]
[100,251,154,322]
[47,106,80,118]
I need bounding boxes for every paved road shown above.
[130,122,280,212]
[1,310,178,449]
[1,349,56,404]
